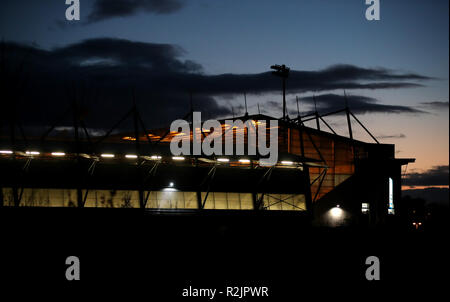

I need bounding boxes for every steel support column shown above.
[133,103,145,209]
[303,165,313,219]
[255,166,274,210]
[0,185,3,207]
[73,99,84,208]
[199,165,217,209]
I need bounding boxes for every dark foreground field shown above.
[1,207,448,299]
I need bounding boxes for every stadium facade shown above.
[0,104,414,227]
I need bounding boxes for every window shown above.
[388,177,395,214]
[258,193,306,211]
[201,192,254,210]
[361,202,369,214]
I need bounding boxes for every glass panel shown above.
[214,192,228,209]
[183,192,198,209]
[227,192,241,209]
[259,193,306,211]
[239,193,253,209]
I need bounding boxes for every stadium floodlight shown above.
[125,154,138,159]
[151,155,162,160]
[172,156,185,161]
[51,152,65,156]
[217,158,229,162]
[101,153,115,158]
[270,64,290,120]
[281,161,294,165]
[26,151,40,155]
[239,159,251,164]
[0,150,13,154]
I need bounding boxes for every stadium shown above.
[0,98,414,227]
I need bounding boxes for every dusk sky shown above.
[1,0,448,191]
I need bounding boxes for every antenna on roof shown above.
[344,90,348,108]
[313,94,320,130]
[313,94,317,112]
[343,90,353,140]
[296,96,300,118]
[231,105,235,119]
[189,91,194,125]
[244,92,248,117]
[257,103,261,114]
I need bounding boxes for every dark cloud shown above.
[419,101,449,109]
[306,65,431,81]
[180,66,429,96]
[402,188,449,206]
[296,94,426,115]
[376,133,406,139]
[87,0,184,23]
[404,166,449,187]
[1,38,431,134]
[52,38,202,73]
[0,39,224,132]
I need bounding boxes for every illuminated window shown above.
[146,191,197,209]
[388,177,395,214]
[258,193,306,211]
[361,202,369,214]
[201,192,254,210]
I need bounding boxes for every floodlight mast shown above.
[270,64,290,120]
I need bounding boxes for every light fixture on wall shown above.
[330,205,343,219]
